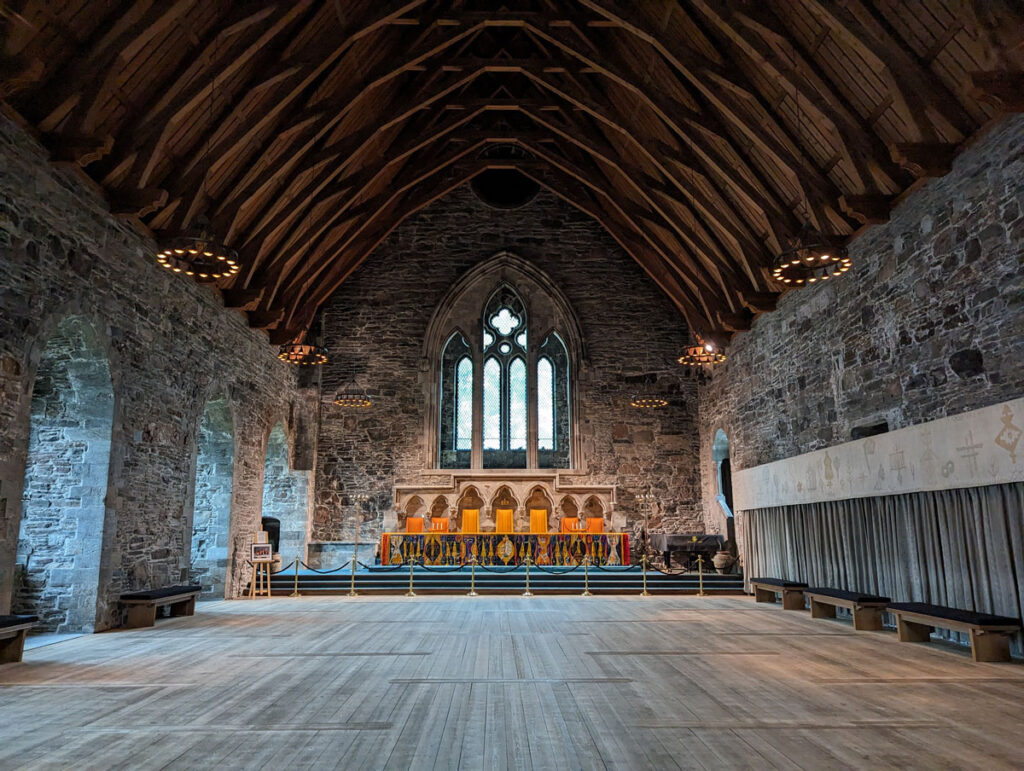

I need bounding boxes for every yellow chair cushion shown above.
[530,508,549,534]
[461,509,479,533]
[406,517,424,533]
[586,517,604,533]
[495,508,514,533]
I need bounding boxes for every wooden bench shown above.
[120,585,202,629]
[0,615,37,665]
[749,578,808,610]
[888,602,1021,663]
[805,587,890,631]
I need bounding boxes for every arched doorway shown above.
[713,429,735,549]
[15,317,114,633]
[262,423,309,562]
[189,394,234,599]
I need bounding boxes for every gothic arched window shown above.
[430,258,580,471]
[538,332,570,468]
[482,287,528,468]
[439,333,472,468]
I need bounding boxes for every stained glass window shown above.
[455,357,472,451]
[539,333,570,468]
[490,308,520,335]
[538,357,554,450]
[509,358,527,450]
[483,357,501,450]
[439,280,572,469]
[440,333,471,468]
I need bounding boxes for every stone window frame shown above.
[424,252,585,471]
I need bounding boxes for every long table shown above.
[380,532,630,566]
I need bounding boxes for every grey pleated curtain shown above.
[741,481,1024,625]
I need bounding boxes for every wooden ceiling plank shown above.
[801,0,974,141]
[29,0,191,132]
[576,1,843,215]
[696,0,907,194]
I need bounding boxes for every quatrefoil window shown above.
[489,308,520,336]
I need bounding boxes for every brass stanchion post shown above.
[640,553,650,597]
[349,515,361,598]
[290,557,300,597]
[405,559,416,597]
[697,554,707,597]
[582,555,593,597]
[523,554,533,597]
[468,555,478,597]
[348,554,358,597]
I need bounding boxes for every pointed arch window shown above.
[537,357,554,451]
[440,334,472,468]
[455,357,473,451]
[435,276,574,469]
[482,287,527,468]
[538,333,570,468]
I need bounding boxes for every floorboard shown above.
[1,596,1023,769]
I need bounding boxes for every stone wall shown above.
[261,422,311,563]
[0,115,307,624]
[15,316,113,632]
[699,115,1024,539]
[189,394,234,600]
[313,186,702,553]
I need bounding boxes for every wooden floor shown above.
[1,596,1023,770]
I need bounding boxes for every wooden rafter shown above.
[3,0,1020,343]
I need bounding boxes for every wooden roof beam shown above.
[800,0,974,141]
[575,1,845,221]
[692,0,907,194]
[968,72,1024,113]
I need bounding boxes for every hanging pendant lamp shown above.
[771,222,851,286]
[771,49,851,288]
[333,384,372,408]
[156,216,239,281]
[678,339,727,367]
[629,351,668,409]
[277,341,328,366]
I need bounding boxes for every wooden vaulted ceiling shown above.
[3,1,1023,345]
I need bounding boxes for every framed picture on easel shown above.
[251,543,273,562]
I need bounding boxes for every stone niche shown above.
[390,470,620,533]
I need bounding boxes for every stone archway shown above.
[262,423,309,563]
[189,393,234,599]
[713,429,735,548]
[15,317,114,633]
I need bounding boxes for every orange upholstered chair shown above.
[586,517,604,533]
[530,508,549,534]
[461,509,479,533]
[495,508,514,534]
[561,517,580,533]
[406,517,424,533]
[430,517,450,532]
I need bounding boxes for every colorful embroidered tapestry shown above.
[379,533,630,566]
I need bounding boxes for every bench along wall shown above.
[736,398,1024,648]
[699,115,1024,542]
[0,115,307,628]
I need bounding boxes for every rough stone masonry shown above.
[0,115,307,625]
[699,115,1024,539]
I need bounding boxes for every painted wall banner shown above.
[734,397,1024,510]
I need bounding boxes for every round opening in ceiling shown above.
[471,168,540,209]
